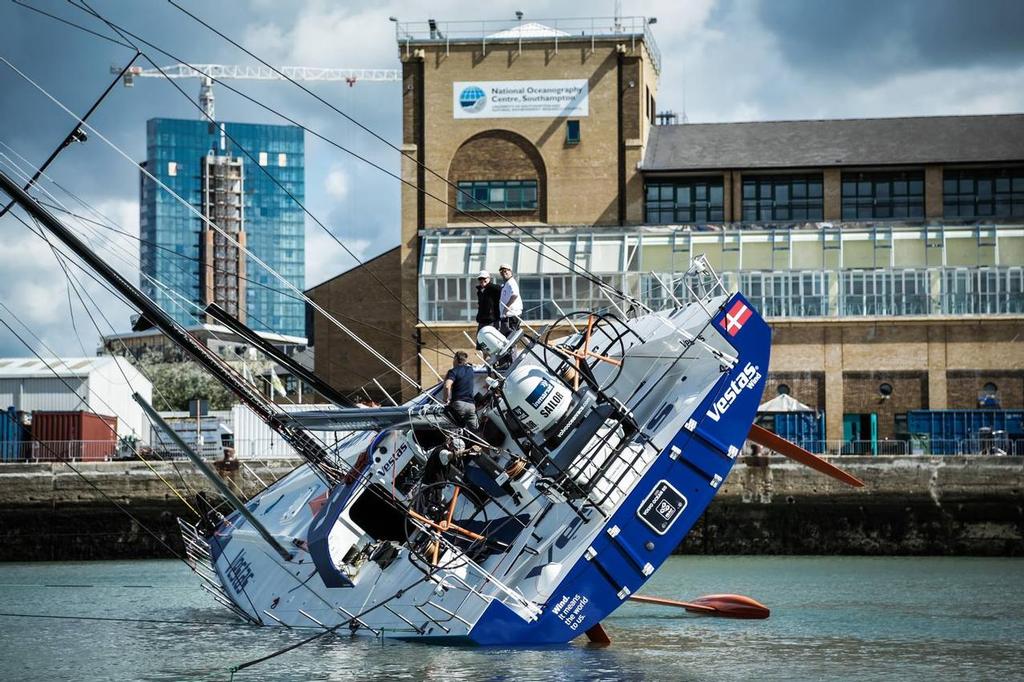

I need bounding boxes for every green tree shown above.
[131,350,236,411]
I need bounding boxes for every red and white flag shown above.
[720,299,752,337]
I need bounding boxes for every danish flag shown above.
[720,299,752,337]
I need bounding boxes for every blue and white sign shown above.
[453,79,589,119]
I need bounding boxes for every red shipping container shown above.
[31,411,118,462]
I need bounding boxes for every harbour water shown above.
[0,556,1021,681]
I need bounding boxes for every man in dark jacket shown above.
[475,270,501,331]
[443,351,479,431]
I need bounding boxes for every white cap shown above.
[477,270,490,279]
[498,263,513,271]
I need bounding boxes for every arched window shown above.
[448,130,547,223]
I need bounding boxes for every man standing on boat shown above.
[498,263,522,337]
[475,270,501,333]
[443,351,479,431]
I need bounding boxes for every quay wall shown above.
[0,456,1021,561]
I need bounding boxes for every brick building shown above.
[309,17,1024,449]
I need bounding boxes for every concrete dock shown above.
[0,456,1021,560]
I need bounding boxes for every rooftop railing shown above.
[395,16,661,73]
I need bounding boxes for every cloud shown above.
[324,166,351,201]
[757,0,1024,77]
[305,227,371,288]
[3,0,1024,360]
[0,208,136,357]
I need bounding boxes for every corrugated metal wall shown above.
[0,377,87,412]
[0,358,152,443]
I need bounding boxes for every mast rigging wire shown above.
[162,0,649,312]
[0,316,191,560]
[62,0,461,368]
[0,211,203,514]
[33,0,647,325]
[1,173,448,641]
[0,151,208,494]
[0,56,423,396]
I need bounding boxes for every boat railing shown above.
[405,515,544,621]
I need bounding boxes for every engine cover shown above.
[503,365,573,435]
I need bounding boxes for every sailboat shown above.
[1,166,863,644]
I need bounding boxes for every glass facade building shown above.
[140,118,306,337]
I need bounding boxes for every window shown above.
[943,168,1024,218]
[841,171,924,220]
[645,178,725,224]
[456,180,538,211]
[258,151,268,166]
[879,382,893,397]
[742,175,823,221]
[167,161,177,177]
[566,120,580,145]
[277,153,287,167]
[777,384,791,395]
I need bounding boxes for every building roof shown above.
[0,356,133,379]
[101,323,307,346]
[642,114,1024,171]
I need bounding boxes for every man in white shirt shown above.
[497,263,522,337]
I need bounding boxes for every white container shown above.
[232,403,349,459]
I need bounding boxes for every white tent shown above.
[757,393,813,413]
[487,22,570,39]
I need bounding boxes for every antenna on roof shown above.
[681,60,689,123]
[614,0,623,31]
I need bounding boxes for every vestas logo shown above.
[458,86,487,113]
[705,362,762,422]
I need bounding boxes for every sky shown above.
[0,0,1022,357]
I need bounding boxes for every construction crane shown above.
[113,63,401,120]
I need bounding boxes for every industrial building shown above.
[0,356,152,442]
[307,17,1024,453]
[140,118,306,338]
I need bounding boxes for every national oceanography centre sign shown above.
[453,80,589,119]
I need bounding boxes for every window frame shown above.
[456,179,539,212]
[565,120,581,145]
[741,174,824,222]
[644,177,725,224]
[943,168,1024,219]
[841,170,925,220]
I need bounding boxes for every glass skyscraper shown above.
[140,118,306,338]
